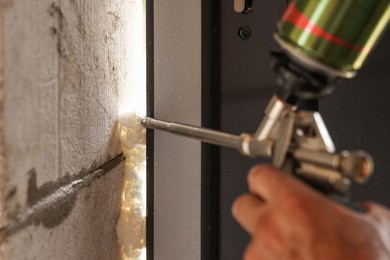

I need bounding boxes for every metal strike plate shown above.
[234,0,252,13]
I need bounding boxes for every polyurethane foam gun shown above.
[142,0,390,205]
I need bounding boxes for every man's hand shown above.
[232,164,390,260]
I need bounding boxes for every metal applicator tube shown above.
[140,117,273,158]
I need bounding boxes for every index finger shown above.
[247,164,295,202]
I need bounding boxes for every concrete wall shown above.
[0,0,140,259]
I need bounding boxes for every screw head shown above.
[238,26,252,40]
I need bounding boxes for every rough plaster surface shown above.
[7,161,124,260]
[3,0,61,216]
[154,0,202,259]
[0,0,12,9]
[0,0,137,258]
[3,0,123,215]
[0,17,6,260]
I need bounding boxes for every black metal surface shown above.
[219,1,287,259]
[146,0,154,259]
[201,0,221,259]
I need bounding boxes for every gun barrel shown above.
[141,117,242,149]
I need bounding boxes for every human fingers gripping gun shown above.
[142,0,390,206]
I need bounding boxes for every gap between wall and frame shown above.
[201,0,221,259]
[146,0,154,259]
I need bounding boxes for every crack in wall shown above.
[48,2,68,62]
[0,153,124,244]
